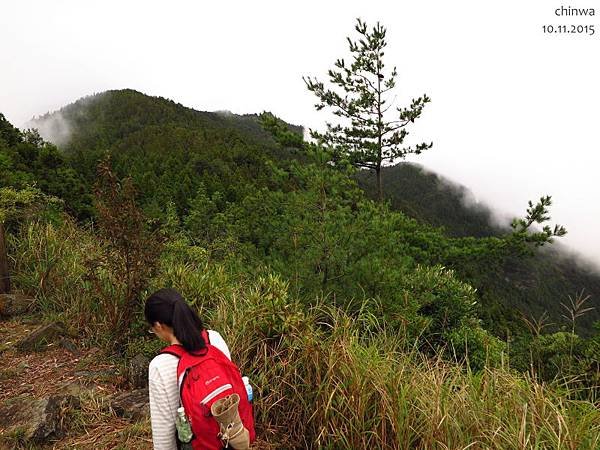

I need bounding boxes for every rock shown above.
[59,337,80,356]
[16,322,66,352]
[29,395,80,441]
[0,293,34,317]
[0,394,79,443]
[57,380,97,398]
[129,354,149,389]
[109,389,149,420]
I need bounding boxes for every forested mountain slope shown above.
[357,163,600,336]
[355,164,501,238]
[30,89,304,218]
[25,89,600,336]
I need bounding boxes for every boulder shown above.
[0,293,34,317]
[0,394,79,443]
[59,337,80,356]
[109,389,149,420]
[57,380,97,398]
[16,322,66,352]
[29,395,80,441]
[129,354,150,389]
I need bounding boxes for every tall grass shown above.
[8,218,142,345]
[159,263,600,449]
[237,297,600,449]
[9,218,95,321]
[9,220,600,449]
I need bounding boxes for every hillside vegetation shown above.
[1,90,599,448]
[356,163,600,336]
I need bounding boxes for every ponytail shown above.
[172,299,205,353]
[144,288,206,353]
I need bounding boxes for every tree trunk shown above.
[0,222,11,294]
[376,62,384,203]
[376,167,383,203]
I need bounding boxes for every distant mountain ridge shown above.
[356,163,504,238]
[29,89,306,219]
[30,89,304,155]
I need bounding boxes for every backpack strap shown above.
[160,344,186,359]
[160,330,213,406]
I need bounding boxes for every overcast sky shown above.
[1,0,599,268]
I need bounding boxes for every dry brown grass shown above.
[0,328,123,404]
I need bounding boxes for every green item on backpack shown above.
[176,406,194,448]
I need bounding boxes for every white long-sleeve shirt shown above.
[148,330,231,450]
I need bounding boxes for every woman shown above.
[145,288,232,450]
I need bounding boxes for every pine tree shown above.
[304,18,433,202]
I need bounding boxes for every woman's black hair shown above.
[144,288,206,353]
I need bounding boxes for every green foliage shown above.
[13,89,592,340]
[204,269,600,449]
[3,85,596,397]
[177,145,502,368]
[580,322,600,389]
[125,334,165,359]
[244,274,307,340]
[0,185,55,223]
[8,218,102,333]
[510,195,567,246]
[28,90,298,220]
[355,163,500,238]
[184,183,228,244]
[0,113,22,147]
[150,236,234,316]
[388,264,505,369]
[9,213,600,448]
[358,164,590,336]
[533,332,584,379]
[0,119,90,218]
[258,111,306,151]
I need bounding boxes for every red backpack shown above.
[161,329,256,450]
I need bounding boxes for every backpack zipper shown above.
[200,383,233,405]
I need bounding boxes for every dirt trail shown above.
[0,317,275,449]
[0,317,152,449]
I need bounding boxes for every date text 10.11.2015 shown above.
[542,24,595,35]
